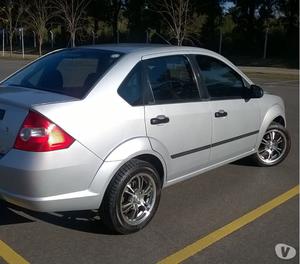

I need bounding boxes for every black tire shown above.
[100,159,161,234]
[252,122,291,166]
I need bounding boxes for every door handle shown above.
[150,115,170,125]
[215,110,228,118]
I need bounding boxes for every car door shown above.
[143,55,212,181]
[195,55,261,164]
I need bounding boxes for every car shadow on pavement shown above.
[0,201,115,235]
[27,210,115,235]
[0,200,33,225]
[231,157,258,167]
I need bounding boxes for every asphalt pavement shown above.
[0,59,298,264]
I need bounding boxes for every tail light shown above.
[14,111,75,152]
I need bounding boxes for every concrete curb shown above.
[239,66,299,76]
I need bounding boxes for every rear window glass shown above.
[1,48,123,99]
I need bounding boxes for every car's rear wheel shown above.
[252,122,291,166]
[101,159,161,234]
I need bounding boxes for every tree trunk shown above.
[112,17,118,43]
[71,31,76,47]
[9,34,13,57]
[176,32,181,46]
[38,36,43,56]
[112,0,121,43]
[94,18,99,33]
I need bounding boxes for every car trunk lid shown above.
[0,86,77,155]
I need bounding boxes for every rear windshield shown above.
[1,48,123,99]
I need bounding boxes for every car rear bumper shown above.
[0,188,101,212]
[0,142,104,212]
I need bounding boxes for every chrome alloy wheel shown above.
[120,173,156,226]
[257,129,287,165]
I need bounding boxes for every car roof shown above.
[82,43,213,57]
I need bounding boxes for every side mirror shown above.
[250,84,264,98]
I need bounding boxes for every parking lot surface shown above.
[0,59,299,264]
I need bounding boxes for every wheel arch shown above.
[273,116,286,127]
[134,154,165,187]
[256,104,286,150]
[89,137,167,209]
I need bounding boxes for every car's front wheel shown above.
[252,122,291,166]
[101,159,161,234]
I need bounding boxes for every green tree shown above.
[193,0,222,50]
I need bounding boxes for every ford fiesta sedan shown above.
[0,44,290,234]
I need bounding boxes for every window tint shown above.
[118,63,142,106]
[57,58,98,88]
[196,55,246,99]
[2,49,123,99]
[146,56,200,104]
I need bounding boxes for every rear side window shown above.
[196,55,245,99]
[2,49,123,99]
[118,63,143,106]
[145,55,200,104]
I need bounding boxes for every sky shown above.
[221,1,236,14]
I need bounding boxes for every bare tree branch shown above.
[152,0,192,46]
[25,0,54,56]
[53,0,91,47]
[1,0,25,56]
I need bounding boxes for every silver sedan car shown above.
[0,44,290,234]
